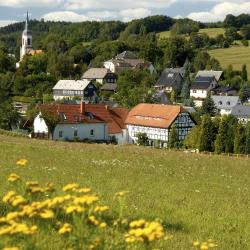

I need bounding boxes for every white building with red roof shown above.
[126,104,195,147]
[33,103,128,144]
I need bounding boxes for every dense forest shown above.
[1,13,250,130]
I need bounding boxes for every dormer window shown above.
[85,112,94,120]
[227,101,231,106]
[219,101,222,105]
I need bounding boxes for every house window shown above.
[74,129,78,137]
[59,131,63,138]
[193,90,197,93]
[28,38,31,46]
[90,129,94,136]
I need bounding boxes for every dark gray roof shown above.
[191,76,216,90]
[231,105,250,118]
[211,95,241,110]
[156,69,183,87]
[213,85,237,93]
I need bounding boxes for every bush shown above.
[241,40,249,47]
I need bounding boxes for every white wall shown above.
[127,125,169,144]
[53,123,108,141]
[190,89,208,99]
[104,62,115,73]
[110,129,128,145]
[33,113,48,133]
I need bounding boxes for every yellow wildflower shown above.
[129,219,146,228]
[16,159,28,167]
[200,242,209,250]
[99,222,107,229]
[65,205,84,214]
[58,223,72,234]
[39,210,54,219]
[8,173,21,183]
[94,206,109,213]
[88,216,100,226]
[208,243,218,248]
[193,241,200,247]
[62,183,79,192]
[11,195,26,207]
[77,188,91,193]
[3,191,16,203]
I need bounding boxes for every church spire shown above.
[25,11,29,30]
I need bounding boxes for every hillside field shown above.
[0,135,250,249]
[209,43,250,78]
[157,28,225,39]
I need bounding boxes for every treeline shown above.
[185,115,250,155]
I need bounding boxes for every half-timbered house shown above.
[125,104,196,147]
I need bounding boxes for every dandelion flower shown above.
[16,159,28,167]
[8,173,21,183]
[58,223,72,234]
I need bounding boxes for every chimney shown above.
[80,100,85,115]
[105,105,109,111]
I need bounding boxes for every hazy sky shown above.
[0,0,250,27]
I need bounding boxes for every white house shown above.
[190,76,218,106]
[53,80,98,102]
[125,104,196,147]
[231,105,250,124]
[211,95,241,115]
[33,103,128,144]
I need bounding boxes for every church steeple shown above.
[25,11,29,31]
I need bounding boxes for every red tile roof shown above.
[39,103,128,134]
[125,104,187,129]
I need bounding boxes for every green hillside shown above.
[0,134,250,249]
[158,28,225,39]
[209,43,250,78]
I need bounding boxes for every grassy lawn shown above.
[209,43,250,78]
[199,28,225,38]
[0,135,250,249]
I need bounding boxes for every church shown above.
[16,12,43,67]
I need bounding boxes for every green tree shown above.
[198,115,214,152]
[245,122,250,154]
[242,64,248,81]
[201,96,217,116]
[225,115,238,153]
[168,123,179,148]
[136,132,149,146]
[184,125,201,149]
[234,123,246,154]
[0,101,19,130]
[215,116,228,154]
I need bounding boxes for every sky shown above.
[1,0,250,27]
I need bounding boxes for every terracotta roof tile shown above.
[125,104,187,129]
[39,103,128,135]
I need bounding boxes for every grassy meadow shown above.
[209,43,250,78]
[157,28,225,40]
[0,134,250,249]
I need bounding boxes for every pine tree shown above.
[169,123,179,148]
[234,123,246,154]
[242,64,248,81]
[225,115,238,153]
[201,96,217,116]
[181,65,191,100]
[245,121,250,154]
[198,115,214,152]
[215,116,228,154]
[170,90,177,104]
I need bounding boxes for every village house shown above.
[211,95,242,115]
[101,83,117,94]
[103,51,155,74]
[53,80,98,102]
[211,85,238,96]
[190,76,218,106]
[82,68,117,85]
[154,68,184,93]
[125,104,195,147]
[231,105,250,124]
[33,103,128,144]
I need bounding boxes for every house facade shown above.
[33,103,128,144]
[211,95,241,115]
[155,68,184,93]
[53,80,98,102]
[190,76,218,106]
[82,68,117,85]
[126,104,195,147]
